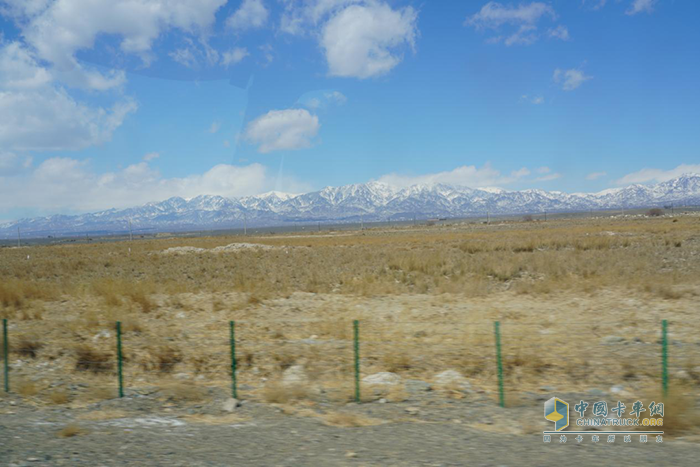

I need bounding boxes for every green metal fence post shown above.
[494,321,505,408]
[353,320,360,403]
[116,321,124,398]
[230,320,237,399]
[3,319,8,393]
[661,319,668,397]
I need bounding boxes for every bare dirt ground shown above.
[2,214,700,465]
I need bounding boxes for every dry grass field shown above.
[1,213,700,417]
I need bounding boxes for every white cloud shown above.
[0,152,32,176]
[280,0,361,35]
[535,172,561,182]
[0,158,311,213]
[221,47,249,67]
[615,164,700,185]
[520,94,544,104]
[0,84,137,152]
[376,163,533,188]
[553,67,592,91]
[226,0,269,31]
[169,47,199,68]
[582,0,607,11]
[626,0,656,15]
[586,171,607,180]
[321,2,418,79]
[208,121,221,134]
[466,2,561,46]
[244,109,320,153]
[143,152,160,161]
[548,25,570,41]
[298,89,347,109]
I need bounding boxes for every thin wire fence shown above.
[1,317,693,407]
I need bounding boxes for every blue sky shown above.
[0,0,698,221]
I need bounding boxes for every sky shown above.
[0,0,699,221]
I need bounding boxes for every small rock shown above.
[610,385,625,394]
[378,398,387,404]
[362,372,401,386]
[434,370,471,390]
[405,407,420,415]
[675,370,691,381]
[174,373,190,381]
[222,398,241,412]
[282,365,308,386]
[601,336,625,344]
[405,379,432,393]
[345,451,357,458]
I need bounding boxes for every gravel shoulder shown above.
[2,389,699,467]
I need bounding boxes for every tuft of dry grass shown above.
[160,382,206,402]
[75,345,113,374]
[57,423,86,438]
[322,412,384,427]
[640,387,700,436]
[48,390,70,405]
[15,335,43,358]
[262,381,310,404]
[84,386,115,402]
[17,380,39,397]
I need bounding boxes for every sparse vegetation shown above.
[57,423,86,438]
[0,214,698,415]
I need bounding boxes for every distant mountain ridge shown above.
[2,174,700,239]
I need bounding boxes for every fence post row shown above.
[230,320,237,400]
[116,321,124,398]
[353,319,360,403]
[3,318,8,393]
[494,320,505,408]
[0,317,675,406]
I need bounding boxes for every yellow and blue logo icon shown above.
[544,397,569,431]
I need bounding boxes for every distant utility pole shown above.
[128,218,133,242]
[361,215,364,231]
[243,213,247,236]
[17,227,20,248]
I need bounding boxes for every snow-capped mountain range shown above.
[2,174,700,239]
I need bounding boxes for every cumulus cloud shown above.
[376,163,533,189]
[586,171,607,180]
[548,25,570,41]
[221,47,249,67]
[0,83,137,152]
[626,0,656,15]
[12,0,226,88]
[0,158,311,213]
[227,0,269,31]
[553,67,592,91]
[0,152,32,176]
[321,2,418,79]
[280,0,362,35]
[615,164,700,185]
[244,109,320,153]
[0,42,137,152]
[143,152,160,161]
[465,1,563,46]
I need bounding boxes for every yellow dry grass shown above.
[0,214,699,431]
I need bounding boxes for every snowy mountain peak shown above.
[3,174,700,239]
